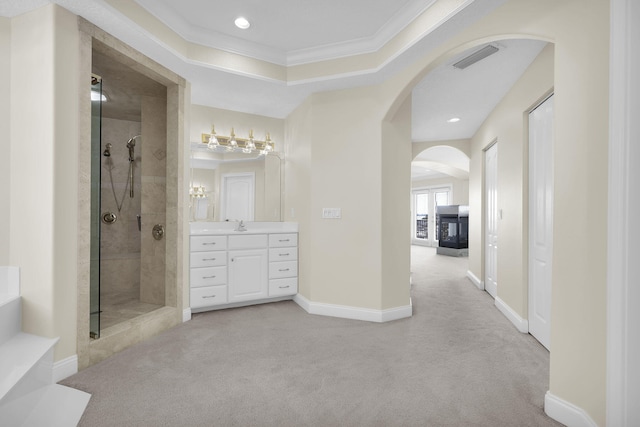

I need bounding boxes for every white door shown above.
[528,95,554,350]
[228,249,268,303]
[484,142,498,298]
[220,173,255,221]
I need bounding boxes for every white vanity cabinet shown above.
[189,222,298,312]
[268,233,298,297]
[189,235,228,308]
[227,234,268,303]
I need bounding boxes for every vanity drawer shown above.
[191,285,228,308]
[269,233,298,248]
[190,251,227,268]
[269,261,298,279]
[190,266,227,288]
[269,247,297,262]
[269,278,298,297]
[228,234,268,250]
[191,235,227,252]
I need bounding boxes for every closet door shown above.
[484,142,498,298]
[528,95,554,350]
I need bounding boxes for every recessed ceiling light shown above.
[447,117,461,123]
[234,17,250,29]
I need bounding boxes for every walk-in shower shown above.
[89,54,167,339]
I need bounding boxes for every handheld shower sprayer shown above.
[103,143,112,157]
[126,135,140,162]
[126,135,140,198]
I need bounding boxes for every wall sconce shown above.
[190,185,207,198]
[202,125,274,155]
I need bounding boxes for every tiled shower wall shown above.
[140,95,167,305]
[100,118,141,295]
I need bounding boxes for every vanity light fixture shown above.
[201,126,275,155]
[189,185,206,198]
[447,117,461,123]
[234,17,250,29]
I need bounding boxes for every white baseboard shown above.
[494,296,529,333]
[466,270,484,290]
[53,355,78,383]
[293,294,412,323]
[544,391,598,427]
[182,308,192,322]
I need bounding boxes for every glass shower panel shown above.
[90,75,102,339]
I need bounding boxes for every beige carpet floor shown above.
[62,246,561,426]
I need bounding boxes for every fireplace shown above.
[436,205,469,256]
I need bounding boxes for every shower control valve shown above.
[152,224,165,240]
[102,212,117,224]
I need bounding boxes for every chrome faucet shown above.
[235,220,247,232]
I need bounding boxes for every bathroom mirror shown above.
[189,143,282,222]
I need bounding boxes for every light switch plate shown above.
[322,208,341,219]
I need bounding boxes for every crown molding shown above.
[132,0,441,67]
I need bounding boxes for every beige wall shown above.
[10,5,80,360]
[285,85,411,311]
[468,44,554,316]
[0,17,10,265]
[381,96,412,309]
[284,98,313,298]
[549,2,609,421]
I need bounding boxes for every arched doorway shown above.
[411,145,469,247]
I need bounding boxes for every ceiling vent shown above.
[453,45,499,70]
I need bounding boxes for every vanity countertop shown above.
[190,221,298,235]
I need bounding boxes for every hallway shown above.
[62,246,559,426]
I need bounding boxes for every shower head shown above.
[126,135,141,149]
[127,135,140,162]
[103,143,112,157]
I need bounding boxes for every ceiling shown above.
[133,0,437,66]
[2,0,548,179]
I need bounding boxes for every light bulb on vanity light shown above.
[207,125,219,149]
[228,128,238,151]
[264,132,274,153]
[244,129,256,153]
